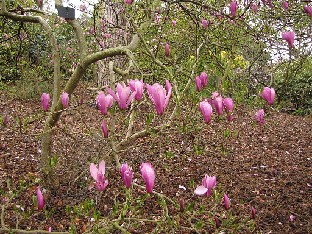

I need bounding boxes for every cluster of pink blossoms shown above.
[94,79,171,116]
[39,79,171,198]
[199,93,235,124]
[89,160,155,194]
[195,71,234,124]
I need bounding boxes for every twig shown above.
[113,218,158,223]
[125,105,135,139]
[132,183,175,205]
[113,222,131,234]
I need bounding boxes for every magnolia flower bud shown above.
[282,31,295,48]
[282,2,289,10]
[61,92,69,109]
[200,101,213,124]
[304,6,312,17]
[41,93,50,112]
[230,1,238,17]
[223,193,230,210]
[120,163,133,189]
[260,87,275,105]
[36,187,44,210]
[140,163,155,193]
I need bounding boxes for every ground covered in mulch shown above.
[0,83,311,233]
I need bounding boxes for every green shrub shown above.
[274,57,312,116]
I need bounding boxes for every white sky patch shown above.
[43,0,99,18]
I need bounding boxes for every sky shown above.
[43,0,99,17]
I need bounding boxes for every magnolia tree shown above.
[0,0,311,232]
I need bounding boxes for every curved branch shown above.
[66,19,87,59]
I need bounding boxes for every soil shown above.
[0,84,311,233]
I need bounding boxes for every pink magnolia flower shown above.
[96,91,114,115]
[195,72,208,92]
[140,163,155,193]
[304,6,312,17]
[61,92,69,109]
[101,120,108,138]
[48,227,52,232]
[124,0,132,4]
[261,87,275,105]
[195,76,203,92]
[146,80,172,115]
[199,72,208,87]
[223,97,234,121]
[165,43,170,57]
[251,3,258,13]
[282,1,289,10]
[223,193,230,210]
[251,206,256,219]
[200,101,213,124]
[212,96,223,115]
[172,20,177,26]
[129,79,144,101]
[106,83,136,110]
[230,1,238,17]
[223,97,234,112]
[201,19,208,28]
[194,175,216,197]
[41,93,50,112]
[36,187,44,210]
[120,163,133,189]
[255,109,265,126]
[90,160,108,191]
[282,31,295,48]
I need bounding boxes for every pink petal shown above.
[98,160,106,175]
[90,163,98,181]
[194,185,208,195]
